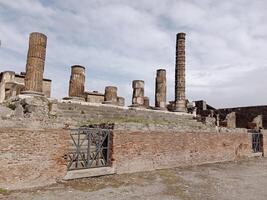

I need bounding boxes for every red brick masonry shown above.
[0,128,258,190]
[0,128,70,190]
[113,131,252,174]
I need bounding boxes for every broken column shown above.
[174,33,187,112]
[131,80,144,107]
[23,32,47,95]
[117,97,125,106]
[226,112,236,129]
[103,86,118,105]
[155,69,166,110]
[68,65,85,100]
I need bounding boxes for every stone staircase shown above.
[55,102,214,132]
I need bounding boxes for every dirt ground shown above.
[2,157,267,200]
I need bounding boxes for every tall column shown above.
[131,80,144,107]
[68,65,85,99]
[155,69,166,110]
[24,32,47,95]
[174,32,187,112]
[103,86,118,105]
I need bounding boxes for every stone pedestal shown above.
[117,97,125,106]
[174,32,187,112]
[68,65,85,100]
[144,96,150,108]
[24,32,47,95]
[103,86,118,105]
[131,80,144,107]
[155,69,166,110]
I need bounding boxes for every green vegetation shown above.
[0,188,8,195]
[79,116,173,126]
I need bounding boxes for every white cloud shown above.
[0,0,267,108]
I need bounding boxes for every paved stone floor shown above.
[2,157,267,200]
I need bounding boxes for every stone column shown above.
[0,71,15,103]
[131,80,144,107]
[174,32,187,112]
[68,65,85,99]
[226,112,236,129]
[24,32,47,95]
[103,86,118,105]
[155,69,166,109]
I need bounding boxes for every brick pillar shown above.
[103,86,118,105]
[68,65,85,99]
[174,33,187,112]
[24,32,47,95]
[131,80,144,107]
[155,69,166,110]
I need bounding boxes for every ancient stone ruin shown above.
[174,33,187,112]
[1,31,267,191]
[68,65,86,100]
[23,32,47,96]
[155,69,166,110]
[0,32,51,103]
[131,80,145,107]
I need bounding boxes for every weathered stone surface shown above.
[24,32,47,94]
[104,86,118,105]
[252,115,263,130]
[68,65,85,98]
[144,96,150,108]
[85,91,104,103]
[0,105,14,119]
[64,167,115,180]
[131,80,144,107]
[117,97,125,106]
[155,69,166,109]
[226,112,236,129]
[174,33,187,112]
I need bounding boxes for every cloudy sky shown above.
[0,0,267,108]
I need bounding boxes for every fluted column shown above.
[174,32,187,112]
[68,65,85,99]
[103,86,118,105]
[24,32,47,95]
[155,69,166,109]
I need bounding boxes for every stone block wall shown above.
[112,130,251,174]
[218,106,267,128]
[0,128,70,190]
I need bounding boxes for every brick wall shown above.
[0,127,253,190]
[112,131,251,174]
[0,128,70,190]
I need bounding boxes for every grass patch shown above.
[0,188,9,195]
[79,116,173,127]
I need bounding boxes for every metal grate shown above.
[252,133,263,153]
[67,128,111,170]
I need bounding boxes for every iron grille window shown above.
[66,128,111,170]
[252,133,263,153]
